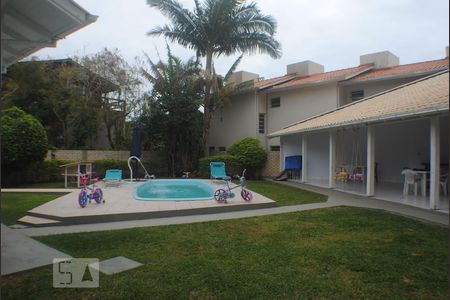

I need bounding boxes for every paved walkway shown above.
[1,224,71,275]
[17,184,448,237]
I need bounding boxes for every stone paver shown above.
[90,256,143,275]
[1,224,72,275]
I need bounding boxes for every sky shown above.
[34,0,449,80]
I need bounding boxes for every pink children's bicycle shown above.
[78,174,104,208]
[214,169,253,203]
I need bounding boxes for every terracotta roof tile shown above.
[267,64,374,91]
[349,58,449,81]
[254,74,297,88]
[268,71,449,137]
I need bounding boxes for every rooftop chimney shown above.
[286,60,324,77]
[360,51,399,69]
[227,71,259,85]
[446,46,449,58]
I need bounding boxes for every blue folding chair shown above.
[210,162,231,180]
[103,169,122,187]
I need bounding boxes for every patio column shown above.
[329,130,336,188]
[366,126,375,196]
[301,134,308,183]
[430,117,440,210]
[279,138,284,172]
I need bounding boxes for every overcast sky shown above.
[35,0,449,80]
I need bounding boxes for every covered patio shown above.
[270,71,449,212]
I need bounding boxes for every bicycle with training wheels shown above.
[78,174,104,208]
[214,169,252,203]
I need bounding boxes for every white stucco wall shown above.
[339,76,425,106]
[375,118,430,183]
[280,134,302,170]
[207,91,257,150]
[266,83,339,147]
[306,132,329,182]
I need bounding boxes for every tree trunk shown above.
[202,51,214,154]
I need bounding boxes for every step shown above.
[17,215,62,227]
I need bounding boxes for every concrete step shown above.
[17,215,61,227]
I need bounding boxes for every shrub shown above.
[0,106,48,168]
[227,137,267,178]
[198,154,244,178]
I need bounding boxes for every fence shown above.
[46,150,159,162]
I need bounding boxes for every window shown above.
[351,90,364,102]
[209,146,215,155]
[270,97,280,108]
[270,145,281,152]
[218,147,226,152]
[258,113,265,134]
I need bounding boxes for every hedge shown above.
[2,159,161,187]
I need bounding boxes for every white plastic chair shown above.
[401,169,419,196]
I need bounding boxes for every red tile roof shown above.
[267,64,374,91]
[254,74,297,88]
[347,58,449,81]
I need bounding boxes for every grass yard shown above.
[1,207,448,299]
[244,180,327,206]
[10,182,66,189]
[0,193,64,225]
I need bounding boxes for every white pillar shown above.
[301,135,308,183]
[430,117,440,209]
[279,138,284,171]
[329,131,336,188]
[366,126,375,196]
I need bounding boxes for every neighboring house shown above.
[268,71,449,211]
[207,49,449,177]
[3,58,123,149]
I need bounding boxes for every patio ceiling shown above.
[1,0,97,73]
[268,71,449,138]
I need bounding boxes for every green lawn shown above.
[10,182,66,189]
[1,207,448,299]
[244,180,327,206]
[0,193,64,225]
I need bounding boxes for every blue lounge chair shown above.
[210,162,231,180]
[103,169,122,187]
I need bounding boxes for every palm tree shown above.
[147,0,281,149]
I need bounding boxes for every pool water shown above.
[134,179,214,201]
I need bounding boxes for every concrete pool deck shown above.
[17,180,276,227]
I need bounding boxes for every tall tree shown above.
[140,49,203,177]
[76,48,144,149]
[147,0,281,150]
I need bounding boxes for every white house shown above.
[207,49,449,178]
[268,71,449,211]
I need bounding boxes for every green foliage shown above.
[140,48,203,177]
[228,137,267,178]
[148,0,281,148]
[198,154,244,177]
[2,49,141,150]
[0,106,48,169]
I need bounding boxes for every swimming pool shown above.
[134,179,214,201]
